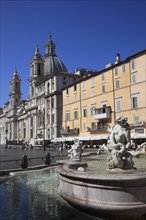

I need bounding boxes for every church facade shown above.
[0,35,89,145]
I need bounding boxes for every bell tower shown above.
[29,45,44,99]
[30,44,43,79]
[8,68,21,141]
[10,68,21,108]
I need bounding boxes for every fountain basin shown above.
[57,161,146,218]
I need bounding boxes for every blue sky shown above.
[0,0,146,107]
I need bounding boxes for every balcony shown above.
[130,121,145,128]
[61,128,79,135]
[94,106,111,120]
[87,125,107,132]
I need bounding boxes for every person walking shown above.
[59,142,63,156]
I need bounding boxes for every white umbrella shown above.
[51,138,66,142]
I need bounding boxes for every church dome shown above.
[45,55,68,73]
[44,35,68,74]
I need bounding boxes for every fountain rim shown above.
[57,161,146,184]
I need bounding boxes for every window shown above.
[81,81,85,90]
[32,65,34,75]
[82,90,86,99]
[31,87,34,97]
[90,105,96,116]
[102,73,105,81]
[43,114,45,125]
[52,127,54,136]
[66,88,69,94]
[91,87,95,97]
[15,82,19,90]
[114,67,118,76]
[115,98,122,112]
[30,117,33,127]
[52,114,55,123]
[51,79,54,90]
[91,122,96,129]
[82,107,87,117]
[62,77,66,85]
[134,116,140,124]
[102,84,106,93]
[102,101,107,108]
[74,84,77,91]
[115,79,120,89]
[23,128,26,139]
[66,111,70,121]
[47,83,50,94]
[131,94,138,109]
[47,113,50,124]
[102,102,107,113]
[38,64,41,75]
[30,129,33,138]
[74,109,78,120]
[74,93,77,102]
[131,72,136,84]
[122,64,126,73]
[66,96,69,104]
[130,59,135,70]
[91,78,94,87]
[47,99,50,109]
[51,97,54,108]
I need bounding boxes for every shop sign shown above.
[135,128,144,134]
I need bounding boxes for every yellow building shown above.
[61,50,146,144]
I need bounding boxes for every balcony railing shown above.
[87,125,107,132]
[130,121,145,128]
[61,128,79,135]
[94,106,111,120]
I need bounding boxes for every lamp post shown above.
[5,128,8,149]
[43,113,46,151]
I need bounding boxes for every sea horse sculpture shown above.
[107,117,134,170]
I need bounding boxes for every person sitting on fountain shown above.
[107,116,134,170]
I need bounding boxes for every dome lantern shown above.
[44,34,68,74]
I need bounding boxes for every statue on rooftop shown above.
[107,117,134,170]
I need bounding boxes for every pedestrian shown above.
[59,142,63,156]
[63,141,66,149]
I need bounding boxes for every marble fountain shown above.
[57,117,146,219]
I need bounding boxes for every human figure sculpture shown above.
[107,117,134,170]
[68,139,82,160]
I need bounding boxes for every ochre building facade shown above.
[62,50,146,143]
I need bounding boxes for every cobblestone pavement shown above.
[0,145,68,170]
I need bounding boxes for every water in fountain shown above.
[82,153,146,174]
[0,167,104,220]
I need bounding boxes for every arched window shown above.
[32,65,34,75]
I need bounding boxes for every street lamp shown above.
[5,128,8,149]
